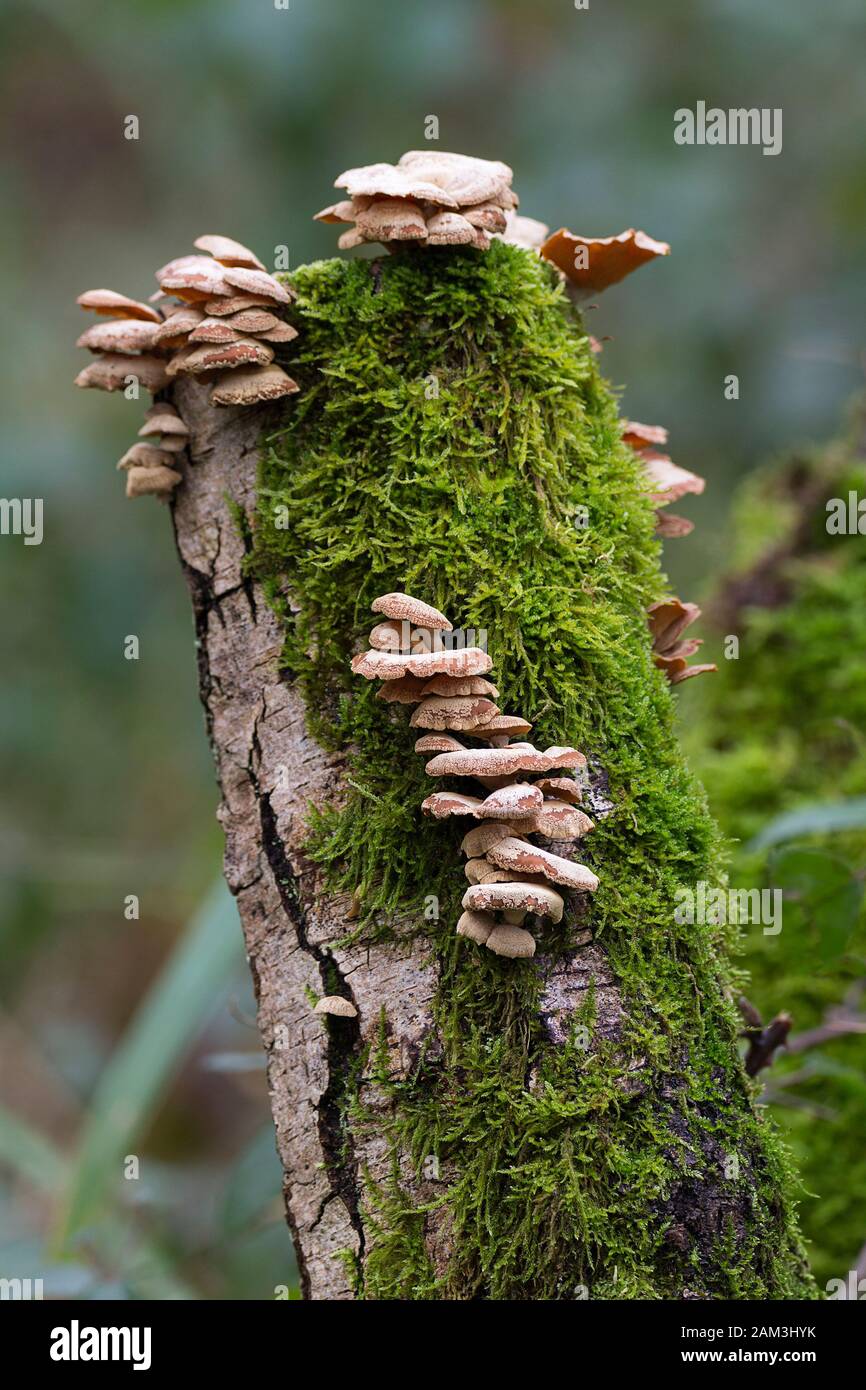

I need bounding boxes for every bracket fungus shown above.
[316,151,518,252]
[351,592,599,959]
[313,995,358,1018]
[540,226,670,297]
[74,233,301,499]
[621,420,706,538]
[648,598,717,685]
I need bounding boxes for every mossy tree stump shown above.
[170,243,814,1299]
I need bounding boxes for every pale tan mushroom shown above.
[187,317,246,345]
[462,202,508,233]
[497,212,550,252]
[355,198,427,242]
[218,308,283,334]
[413,733,465,754]
[456,909,496,945]
[222,266,292,305]
[193,234,267,271]
[313,995,358,1018]
[158,255,234,301]
[424,211,478,246]
[478,783,543,819]
[485,924,536,959]
[152,306,206,349]
[125,465,182,498]
[74,354,169,394]
[368,619,406,652]
[621,420,669,450]
[424,744,586,778]
[204,294,277,316]
[376,675,428,704]
[351,647,492,681]
[422,792,485,819]
[642,453,706,505]
[463,881,564,923]
[139,405,189,439]
[459,822,519,859]
[210,364,301,406]
[486,837,599,892]
[419,675,499,699]
[76,289,161,323]
[371,592,452,630]
[470,714,533,742]
[409,695,499,731]
[76,319,159,354]
[255,321,298,344]
[534,776,582,805]
[524,802,594,840]
[116,442,177,471]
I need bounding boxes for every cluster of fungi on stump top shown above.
[351,592,599,960]
[74,234,300,499]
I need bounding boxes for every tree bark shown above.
[167,376,810,1300]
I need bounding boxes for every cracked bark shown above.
[164,376,800,1300]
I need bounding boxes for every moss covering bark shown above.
[684,407,866,1290]
[249,241,814,1298]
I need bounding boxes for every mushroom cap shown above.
[641,453,705,504]
[414,733,465,754]
[74,354,169,394]
[338,228,366,250]
[397,150,513,206]
[541,226,670,294]
[352,647,492,681]
[76,289,161,322]
[462,201,508,233]
[369,619,406,651]
[668,662,718,685]
[459,821,519,859]
[152,306,206,349]
[76,318,159,354]
[187,317,246,344]
[456,909,496,945]
[174,337,275,376]
[193,233,266,271]
[371,592,452,630]
[424,210,477,246]
[463,881,564,923]
[425,744,586,778]
[158,255,234,301]
[647,598,701,652]
[525,802,595,841]
[622,420,669,450]
[485,924,536,959]
[470,714,533,741]
[117,442,177,471]
[204,294,278,315]
[479,783,544,819]
[354,197,428,242]
[314,199,358,224]
[497,212,550,251]
[419,675,499,699]
[255,320,298,344]
[654,511,694,539]
[375,674,428,704]
[139,405,189,438]
[314,995,358,1018]
[421,791,484,819]
[486,837,599,892]
[222,266,292,305]
[534,776,582,805]
[210,364,301,406]
[409,695,499,730]
[125,464,182,498]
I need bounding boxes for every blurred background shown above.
[1,0,865,1298]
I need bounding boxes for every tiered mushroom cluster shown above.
[619,422,717,686]
[74,234,300,499]
[316,151,521,251]
[351,592,599,960]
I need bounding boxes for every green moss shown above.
[685,415,866,1290]
[251,241,814,1299]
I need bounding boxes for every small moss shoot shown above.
[250,241,814,1299]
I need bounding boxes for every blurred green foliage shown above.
[684,407,866,1289]
[1,0,865,1296]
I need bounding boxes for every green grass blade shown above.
[0,1104,66,1191]
[58,878,243,1239]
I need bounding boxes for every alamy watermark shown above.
[674,881,782,935]
[0,497,42,545]
[675,102,782,157]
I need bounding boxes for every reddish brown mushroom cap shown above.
[463,881,564,923]
[413,734,466,754]
[76,318,159,354]
[352,647,492,681]
[409,695,499,730]
[222,267,292,305]
[486,837,600,892]
[419,675,499,699]
[76,289,161,323]
[174,337,275,376]
[376,674,428,704]
[478,783,544,819]
[74,354,169,394]
[541,227,670,294]
[642,453,706,505]
[534,776,583,805]
[424,744,586,778]
[421,791,485,819]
